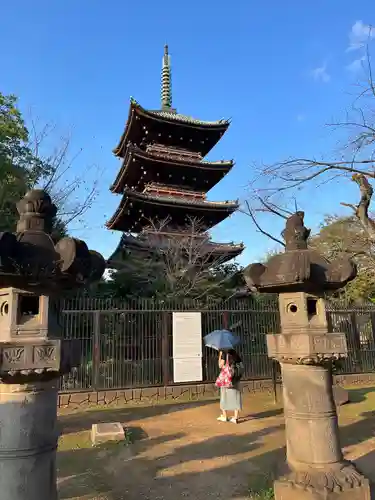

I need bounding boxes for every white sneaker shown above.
[229,417,238,424]
[217,415,228,422]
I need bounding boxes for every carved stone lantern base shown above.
[266,294,371,500]
[274,479,371,499]
[272,362,371,500]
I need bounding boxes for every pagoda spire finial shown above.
[161,44,173,111]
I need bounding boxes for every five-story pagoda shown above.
[107,45,244,267]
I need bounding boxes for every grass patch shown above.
[57,429,134,499]
[339,385,375,421]
[249,489,274,500]
[58,430,92,451]
[248,472,275,499]
[58,427,133,453]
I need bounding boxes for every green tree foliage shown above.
[101,217,246,301]
[104,251,245,301]
[0,93,48,231]
[0,91,72,238]
[309,215,375,303]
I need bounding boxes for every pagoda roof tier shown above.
[111,144,234,194]
[107,233,244,269]
[113,99,230,158]
[106,190,239,232]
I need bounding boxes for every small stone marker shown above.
[91,422,125,446]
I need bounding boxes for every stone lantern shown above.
[244,212,371,500]
[0,190,105,500]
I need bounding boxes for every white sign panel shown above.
[172,312,203,383]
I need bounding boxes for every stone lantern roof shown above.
[0,189,105,293]
[244,211,357,294]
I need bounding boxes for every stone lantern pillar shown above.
[0,190,105,500]
[244,212,371,500]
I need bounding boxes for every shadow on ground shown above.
[242,407,283,421]
[58,424,284,500]
[58,431,187,499]
[347,386,375,404]
[57,387,375,500]
[59,399,215,435]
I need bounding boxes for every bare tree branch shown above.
[240,201,286,247]
[247,47,375,254]
[127,216,242,299]
[257,197,291,218]
[26,111,100,232]
[340,173,375,242]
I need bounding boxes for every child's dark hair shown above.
[227,349,241,365]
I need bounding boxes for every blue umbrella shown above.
[203,329,240,351]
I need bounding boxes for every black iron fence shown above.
[58,296,375,392]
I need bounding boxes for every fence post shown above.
[222,310,229,329]
[349,311,362,371]
[271,360,278,404]
[93,311,101,391]
[370,313,375,344]
[162,312,170,386]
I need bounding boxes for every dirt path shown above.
[57,387,375,500]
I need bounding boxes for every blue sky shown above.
[1,1,374,264]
